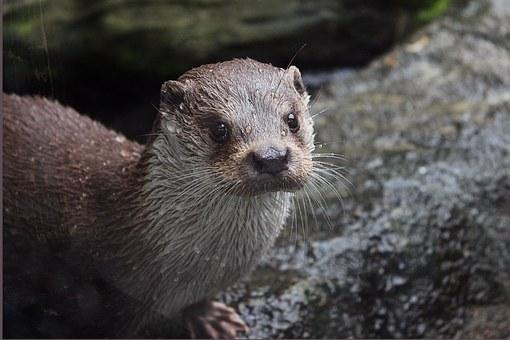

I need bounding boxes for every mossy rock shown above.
[4,0,451,139]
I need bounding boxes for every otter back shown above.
[3,94,150,337]
[3,94,142,241]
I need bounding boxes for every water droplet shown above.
[165,121,176,133]
[281,130,288,137]
[179,103,184,110]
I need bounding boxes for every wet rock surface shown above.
[219,0,510,338]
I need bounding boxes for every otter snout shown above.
[248,146,290,175]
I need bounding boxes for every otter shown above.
[3,58,317,338]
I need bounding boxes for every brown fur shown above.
[3,58,314,338]
[3,94,143,242]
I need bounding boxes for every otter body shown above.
[3,59,314,338]
[3,95,142,242]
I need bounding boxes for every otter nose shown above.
[249,147,289,175]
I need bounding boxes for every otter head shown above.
[157,58,314,196]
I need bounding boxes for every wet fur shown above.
[3,59,314,337]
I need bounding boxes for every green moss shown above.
[4,0,456,110]
[415,0,452,25]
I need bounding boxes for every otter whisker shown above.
[175,177,231,216]
[311,108,332,120]
[300,190,312,243]
[311,153,346,161]
[310,170,347,221]
[289,194,299,246]
[312,165,353,195]
[301,185,320,234]
[312,163,350,183]
[312,165,347,193]
[313,140,345,148]
[152,169,217,200]
[273,43,307,100]
[195,182,234,230]
[303,176,336,231]
[308,87,323,112]
[294,188,307,242]
[293,194,302,245]
[312,151,352,191]
[312,161,346,172]
[161,167,218,182]
[301,185,327,232]
[157,174,227,216]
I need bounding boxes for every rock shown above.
[455,305,510,339]
[220,0,510,338]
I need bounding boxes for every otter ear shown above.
[287,65,307,96]
[160,80,187,112]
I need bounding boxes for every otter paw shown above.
[183,300,249,339]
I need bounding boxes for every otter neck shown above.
[97,132,292,312]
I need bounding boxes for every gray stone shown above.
[222,0,510,338]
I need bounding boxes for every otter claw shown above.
[183,301,249,339]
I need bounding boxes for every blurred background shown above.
[4,0,452,142]
[4,0,510,339]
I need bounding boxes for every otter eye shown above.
[286,112,300,132]
[210,121,230,144]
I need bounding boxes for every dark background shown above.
[3,0,453,143]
